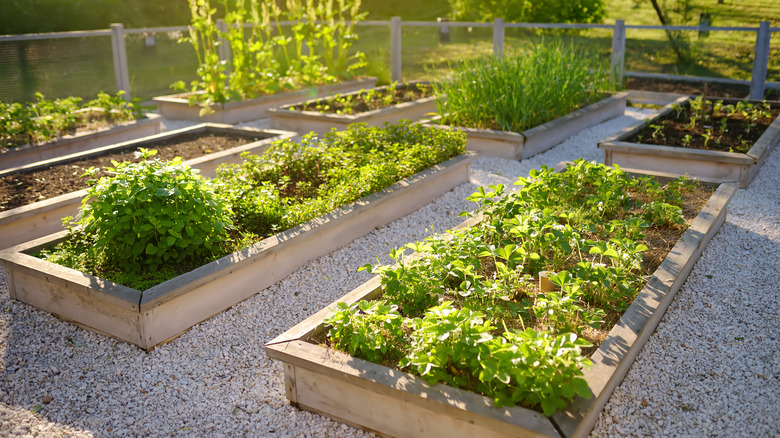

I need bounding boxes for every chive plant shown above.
[430,41,616,132]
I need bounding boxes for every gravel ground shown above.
[1,108,778,437]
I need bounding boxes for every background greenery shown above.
[0,0,777,102]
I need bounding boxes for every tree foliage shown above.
[447,0,605,23]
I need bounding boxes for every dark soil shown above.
[626,77,750,99]
[292,82,432,114]
[626,77,780,101]
[627,100,779,153]
[0,133,251,212]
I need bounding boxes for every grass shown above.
[430,41,614,132]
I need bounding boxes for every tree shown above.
[447,0,605,24]
[648,0,693,62]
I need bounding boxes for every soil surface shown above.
[292,83,432,115]
[627,100,779,153]
[0,133,251,212]
[626,77,780,101]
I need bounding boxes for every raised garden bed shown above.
[0,126,473,350]
[600,97,780,188]
[268,82,436,135]
[423,93,627,160]
[153,78,377,124]
[0,112,163,171]
[266,163,737,438]
[0,124,295,250]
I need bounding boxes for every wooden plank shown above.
[269,341,560,438]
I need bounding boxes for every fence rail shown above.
[0,18,777,103]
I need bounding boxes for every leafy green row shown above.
[39,121,467,290]
[0,91,146,149]
[174,0,366,112]
[430,41,617,133]
[326,160,699,416]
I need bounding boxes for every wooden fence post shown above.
[611,19,626,86]
[110,23,131,100]
[391,16,402,82]
[493,18,505,58]
[749,21,770,100]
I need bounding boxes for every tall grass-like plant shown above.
[430,41,616,132]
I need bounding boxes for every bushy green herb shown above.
[56,148,233,275]
[216,121,467,237]
[429,41,616,133]
[328,160,701,415]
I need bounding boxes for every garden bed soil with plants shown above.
[0,124,473,350]
[0,124,295,250]
[153,78,378,124]
[269,82,436,135]
[0,113,163,171]
[424,93,628,160]
[266,163,738,438]
[600,97,780,188]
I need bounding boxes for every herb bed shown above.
[266,161,737,438]
[600,97,780,188]
[154,78,378,124]
[0,123,473,349]
[0,124,295,250]
[269,82,436,135]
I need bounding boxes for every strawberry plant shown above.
[326,160,705,416]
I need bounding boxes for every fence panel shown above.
[0,36,114,103]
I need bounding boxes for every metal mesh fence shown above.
[0,36,114,103]
[125,29,198,102]
[0,23,776,104]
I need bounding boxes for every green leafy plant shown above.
[293,82,431,115]
[635,97,777,153]
[326,300,406,362]
[174,0,366,112]
[0,91,145,150]
[326,160,704,416]
[41,121,467,290]
[429,41,616,133]
[59,148,233,274]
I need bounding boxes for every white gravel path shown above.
[1,108,778,437]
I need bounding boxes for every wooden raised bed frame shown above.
[266,171,737,438]
[153,78,377,124]
[0,152,473,350]
[422,92,627,160]
[268,82,436,135]
[0,124,296,250]
[0,113,162,171]
[599,97,780,188]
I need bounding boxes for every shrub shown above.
[69,149,232,273]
